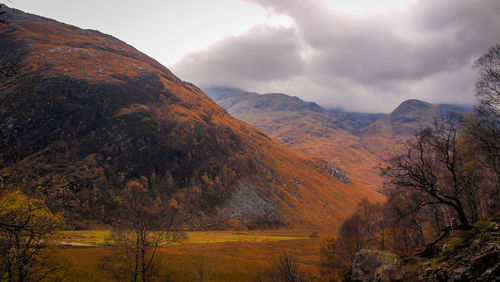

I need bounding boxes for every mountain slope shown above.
[206,87,387,190]
[0,6,380,231]
[206,88,470,191]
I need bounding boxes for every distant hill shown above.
[359,99,471,160]
[206,87,325,114]
[0,6,381,230]
[362,99,471,137]
[206,87,470,191]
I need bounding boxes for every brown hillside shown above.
[0,6,381,231]
[206,88,387,191]
[206,88,470,192]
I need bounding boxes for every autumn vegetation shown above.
[319,44,500,280]
[0,4,499,281]
[0,5,381,234]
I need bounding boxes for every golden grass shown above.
[58,230,309,246]
[55,236,324,281]
[58,230,110,245]
[52,230,326,281]
[182,231,307,244]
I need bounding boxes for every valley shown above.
[205,87,469,191]
[0,3,497,282]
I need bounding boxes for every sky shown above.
[5,0,500,112]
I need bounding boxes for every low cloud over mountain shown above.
[173,0,500,112]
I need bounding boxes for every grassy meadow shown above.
[58,230,309,245]
[54,230,324,281]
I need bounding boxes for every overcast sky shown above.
[5,0,500,112]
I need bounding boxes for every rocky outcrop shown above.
[351,250,404,282]
[318,161,351,184]
[221,182,277,221]
[350,216,500,281]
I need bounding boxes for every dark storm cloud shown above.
[174,0,500,112]
[172,25,304,89]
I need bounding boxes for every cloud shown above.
[174,0,500,112]
[172,25,304,89]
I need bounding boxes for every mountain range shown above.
[205,87,471,191]
[0,6,382,231]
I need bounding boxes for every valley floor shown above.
[54,230,324,281]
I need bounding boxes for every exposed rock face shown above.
[221,182,278,224]
[351,250,404,282]
[318,161,350,184]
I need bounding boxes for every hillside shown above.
[0,6,382,231]
[206,87,387,190]
[206,88,469,191]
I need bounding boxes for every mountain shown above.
[362,99,471,137]
[359,99,471,159]
[206,87,387,190]
[206,87,470,191]
[0,6,381,230]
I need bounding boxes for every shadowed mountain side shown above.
[0,6,382,231]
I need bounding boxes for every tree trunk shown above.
[17,265,24,282]
[134,234,139,282]
[141,237,146,282]
[8,267,12,282]
[453,200,470,230]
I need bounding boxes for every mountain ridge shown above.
[206,87,471,191]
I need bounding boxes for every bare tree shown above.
[475,44,500,124]
[326,199,386,265]
[385,118,473,231]
[101,178,183,282]
[319,236,340,277]
[193,250,209,282]
[268,252,304,282]
[256,252,305,282]
[468,44,500,191]
[382,187,428,253]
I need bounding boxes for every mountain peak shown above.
[363,99,469,137]
[393,99,432,114]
